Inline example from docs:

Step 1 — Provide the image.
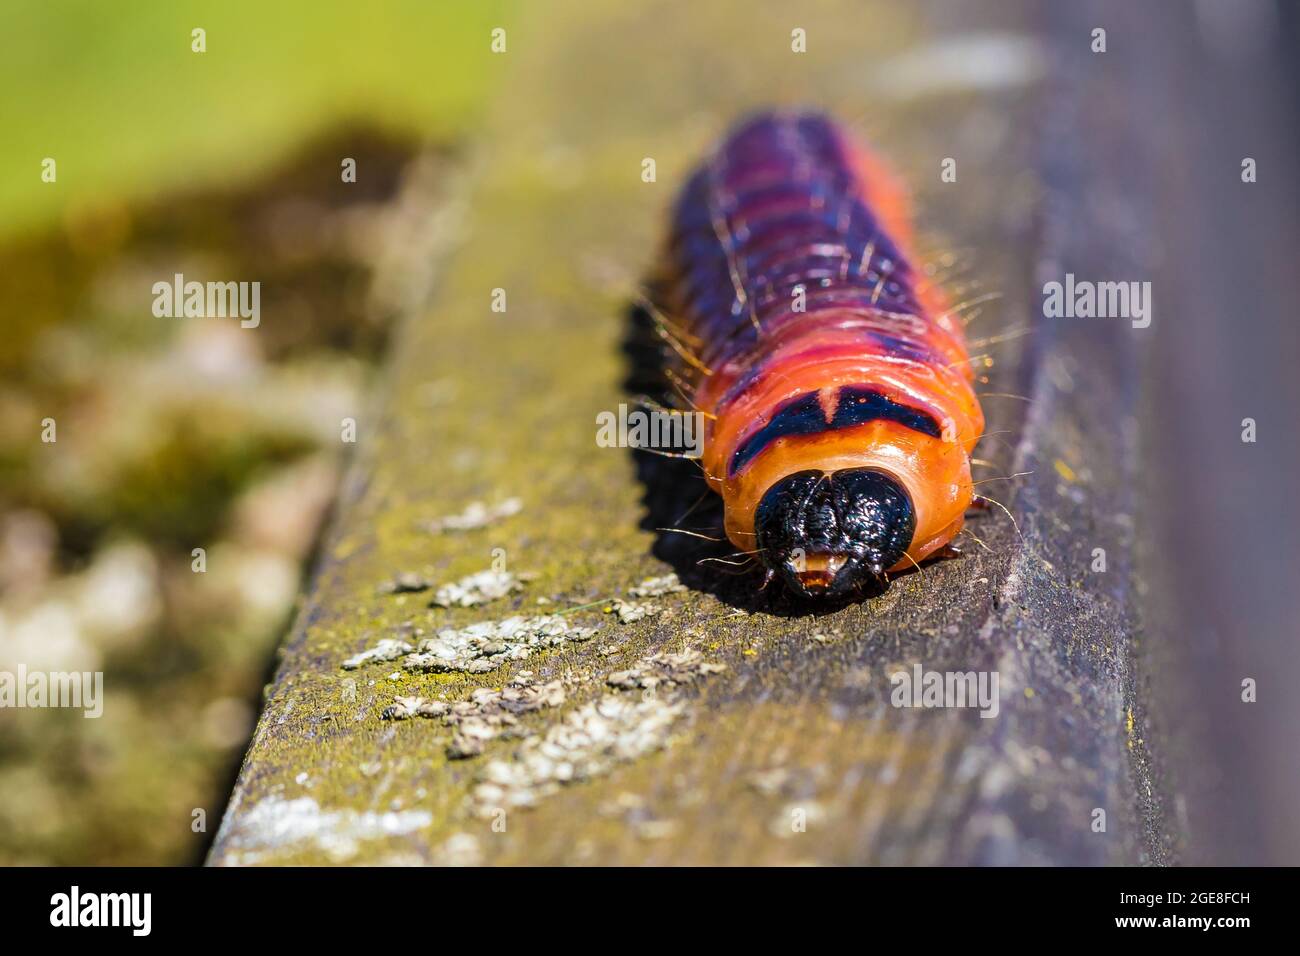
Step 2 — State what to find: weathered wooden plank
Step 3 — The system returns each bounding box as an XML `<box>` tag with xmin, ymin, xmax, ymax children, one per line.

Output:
<box><xmin>210</xmin><ymin>0</ymin><xmax>1161</xmax><ymax>865</ymax></box>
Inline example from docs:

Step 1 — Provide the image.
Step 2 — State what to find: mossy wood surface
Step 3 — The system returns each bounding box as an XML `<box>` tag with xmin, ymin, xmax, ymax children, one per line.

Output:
<box><xmin>211</xmin><ymin>0</ymin><xmax>1166</xmax><ymax>865</ymax></box>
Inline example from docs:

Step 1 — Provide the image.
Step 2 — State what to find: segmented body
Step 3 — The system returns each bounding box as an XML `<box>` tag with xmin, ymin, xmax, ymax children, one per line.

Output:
<box><xmin>656</xmin><ymin>111</ymin><xmax>984</xmax><ymax>570</ymax></box>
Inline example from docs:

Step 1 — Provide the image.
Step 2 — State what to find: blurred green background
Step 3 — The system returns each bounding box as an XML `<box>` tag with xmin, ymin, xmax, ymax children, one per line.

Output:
<box><xmin>0</xmin><ymin>0</ymin><xmax>511</xmax><ymax>864</ymax></box>
<box><xmin>0</xmin><ymin>0</ymin><xmax>508</xmax><ymax>238</ymax></box>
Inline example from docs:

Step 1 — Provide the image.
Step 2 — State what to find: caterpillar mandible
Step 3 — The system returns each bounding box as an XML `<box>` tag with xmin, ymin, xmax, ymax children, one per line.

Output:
<box><xmin>649</xmin><ymin>111</ymin><xmax>985</xmax><ymax>599</ymax></box>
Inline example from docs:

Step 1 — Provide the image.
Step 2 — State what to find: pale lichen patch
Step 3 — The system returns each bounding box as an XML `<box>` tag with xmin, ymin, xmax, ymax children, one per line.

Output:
<box><xmin>405</xmin><ymin>614</ymin><xmax>598</xmax><ymax>674</ymax></box>
<box><xmin>380</xmin><ymin>671</ymin><xmax>570</xmax><ymax>759</ymax></box>
<box><xmin>627</xmin><ymin>572</ymin><xmax>685</xmax><ymax>598</ymax></box>
<box><xmin>218</xmin><ymin>796</ymin><xmax>433</xmax><ymax>864</ymax></box>
<box><xmin>430</xmin><ymin>569</ymin><xmax>529</xmax><ymax>608</ymax></box>
<box><xmin>444</xmin><ymin>674</ymin><xmax>569</xmax><ymax>758</ymax></box>
<box><xmin>469</xmin><ymin>694</ymin><xmax>686</xmax><ymax>816</ymax></box>
<box><xmin>341</xmin><ymin>638</ymin><xmax>415</xmax><ymax>670</ymax></box>
<box><xmin>343</xmin><ymin>613</ymin><xmax>598</xmax><ymax>676</ymax></box>
<box><xmin>605</xmin><ymin>599</ymin><xmax>660</xmax><ymax>623</ymax></box>
<box><xmin>380</xmin><ymin>695</ymin><xmax>449</xmax><ymax>720</ymax></box>
<box><xmin>606</xmin><ymin>649</ymin><xmax>727</xmax><ymax>690</ymax></box>
<box><xmin>426</xmin><ymin>497</ymin><xmax>523</xmax><ymax>533</ymax></box>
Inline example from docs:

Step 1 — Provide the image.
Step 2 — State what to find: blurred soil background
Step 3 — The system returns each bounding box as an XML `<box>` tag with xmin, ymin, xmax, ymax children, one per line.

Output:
<box><xmin>0</xmin><ymin>0</ymin><xmax>510</xmax><ymax>865</ymax></box>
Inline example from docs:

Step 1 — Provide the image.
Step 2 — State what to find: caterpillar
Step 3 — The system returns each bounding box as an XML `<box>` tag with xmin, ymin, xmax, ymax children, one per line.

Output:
<box><xmin>648</xmin><ymin>110</ymin><xmax>985</xmax><ymax>599</ymax></box>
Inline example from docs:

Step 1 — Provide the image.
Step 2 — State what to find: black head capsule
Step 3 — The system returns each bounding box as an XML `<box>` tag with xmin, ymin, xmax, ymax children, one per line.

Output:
<box><xmin>753</xmin><ymin>468</ymin><xmax>916</xmax><ymax>599</ymax></box>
